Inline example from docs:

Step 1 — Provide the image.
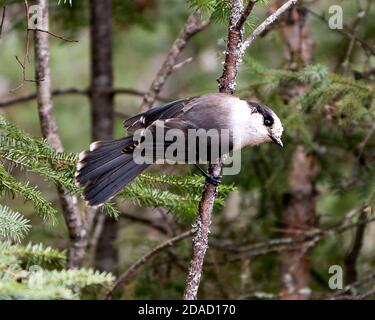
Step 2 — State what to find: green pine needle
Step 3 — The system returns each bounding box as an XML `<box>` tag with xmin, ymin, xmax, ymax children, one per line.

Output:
<box><xmin>0</xmin><ymin>205</ymin><xmax>31</xmax><ymax>243</ymax></box>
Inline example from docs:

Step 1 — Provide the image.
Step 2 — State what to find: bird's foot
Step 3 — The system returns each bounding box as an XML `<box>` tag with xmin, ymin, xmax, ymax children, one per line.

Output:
<box><xmin>206</xmin><ymin>174</ymin><xmax>222</xmax><ymax>186</ymax></box>
<box><xmin>194</xmin><ymin>164</ymin><xmax>222</xmax><ymax>186</ymax></box>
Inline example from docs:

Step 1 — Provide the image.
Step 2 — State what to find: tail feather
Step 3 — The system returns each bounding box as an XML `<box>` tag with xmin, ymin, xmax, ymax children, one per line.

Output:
<box><xmin>77</xmin><ymin>154</ymin><xmax>131</xmax><ymax>186</ymax></box>
<box><xmin>77</xmin><ymin>139</ymin><xmax>130</xmax><ymax>172</ymax></box>
<box><xmin>75</xmin><ymin>137</ymin><xmax>149</xmax><ymax>206</ymax></box>
<box><xmin>83</xmin><ymin>158</ymin><xmax>134</xmax><ymax>196</ymax></box>
<box><xmin>83</xmin><ymin>160</ymin><xmax>148</xmax><ymax>205</ymax></box>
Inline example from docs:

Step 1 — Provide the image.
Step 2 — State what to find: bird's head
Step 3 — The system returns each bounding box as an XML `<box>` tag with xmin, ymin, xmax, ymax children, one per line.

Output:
<box><xmin>246</xmin><ymin>101</ymin><xmax>284</xmax><ymax>147</ymax></box>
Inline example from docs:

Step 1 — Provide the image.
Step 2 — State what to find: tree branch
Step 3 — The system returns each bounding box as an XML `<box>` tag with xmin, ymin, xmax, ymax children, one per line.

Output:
<box><xmin>0</xmin><ymin>87</ymin><xmax>171</xmax><ymax>108</ymax></box>
<box><xmin>183</xmin><ymin>0</ymin><xmax>300</xmax><ymax>300</ymax></box>
<box><xmin>105</xmin><ymin>229</ymin><xmax>195</xmax><ymax>299</ymax></box>
<box><xmin>184</xmin><ymin>0</ymin><xmax>253</xmax><ymax>300</ymax></box>
<box><xmin>139</xmin><ymin>13</ymin><xmax>209</xmax><ymax>110</ymax></box>
<box><xmin>243</xmin><ymin>0</ymin><xmax>300</xmax><ymax>50</ymax></box>
<box><xmin>344</xmin><ymin>210</ymin><xmax>367</xmax><ymax>283</ymax></box>
<box><xmin>211</xmin><ymin>205</ymin><xmax>374</xmax><ymax>264</ymax></box>
<box><xmin>88</xmin><ymin>212</ymin><xmax>106</xmax><ymax>267</ymax></box>
<box><xmin>120</xmin><ymin>211</ymin><xmax>170</xmax><ymax>235</ymax></box>
<box><xmin>10</xmin><ymin>0</ymin><xmax>35</xmax><ymax>92</ymax></box>
<box><xmin>28</xmin><ymin>28</ymin><xmax>77</xmax><ymax>43</ymax></box>
<box><xmin>304</xmin><ymin>6</ymin><xmax>375</xmax><ymax>57</ymax></box>
<box><xmin>328</xmin><ymin>272</ymin><xmax>375</xmax><ymax>300</ymax></box>
<box><xmin>0</xmin><ymin>0</ymin><xmax>6</xmax><ymax>40</ymax></box>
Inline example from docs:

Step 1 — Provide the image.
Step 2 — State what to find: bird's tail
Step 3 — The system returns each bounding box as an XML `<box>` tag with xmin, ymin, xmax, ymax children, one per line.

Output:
<box><xmin>75</xmin><ymin>137</ymin><xmax>149</xmax><ymax>206</ymax></box>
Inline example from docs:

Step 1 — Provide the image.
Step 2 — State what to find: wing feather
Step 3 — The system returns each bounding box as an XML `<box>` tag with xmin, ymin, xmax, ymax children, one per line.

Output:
<box><xmin>124</xmin><ymin>98</ymin><xmax>191</xmax><ymax>134</ymax></box>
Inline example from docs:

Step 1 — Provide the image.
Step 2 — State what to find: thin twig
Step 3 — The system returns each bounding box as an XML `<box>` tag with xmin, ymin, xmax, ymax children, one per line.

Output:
<box><xmin>357</xmin><ymin>124</ymin><xmax>375</xmax><ymax>158</ymax></box>
<box><xmin>243</xmin><ymin>0</ymin><xmax>299</xmax><ymax>50</ymax></box>
<box><xmin>217</xmin><ymin>207</ymin><xmax>375</xmax><ymax>262</ymax></box>
<box><xmin>235</xmin><ymin>0</ymin><xmax>256</xmax><ymax>30</ymax></box>
<box><xmin>328</xmin><ymin>272</ymin><xmax>375</xmax><ymax>299</ymax></box>
<box><xmin>304</xmin><ymin>7</ymin><xmax>375</xmax><ymax>57</ymax></box>
<box><xmin>353</xmin><ymin>287</ymin><xmax>375</xmax><ymax>300</ymax></box>
<box><xmin>0</xmin><ymin>0</ymin><xmax>6</xmax><ymax>40</ymax></box>
<box><xmin>120</xmin><ymin>211</ymin><xmax>170</xmax><ymax>235</ymax></box>
<box><xmin>344</xmin><ymin>210</ymin><xmax>367</xmax><ymax>283</ymax></box>
<box><xmin>0</xmin><ymin>87</ymin><xmax>171</xmax><ymax>108</ymax></box>
<box><xmin>88</xmin><ymin>213</ymin><xmax>106</xmax><ymax>267</ymax></box>
<box><xmin>11</xmin><ymin>0</ymin><xmax>77</xmax><ymax>92</ymax></box>
<box><xmin>11</xmin><ymin>0</ymin><xmax>34</xmax><ymax>91</ymax></box>
<box><xmin>28</xmin><ymin>28</ymin><xmax>78</xmax><ymax>42</ymax></box>
<box><xmin>172</xmin><ymin>57</ymin><xmax>193</xmax><ymax>71</ymax></box>
<box><xmin>105</xmin><ymin>229</ymin><xmax>195</xmax><ymax>299</ymax></box>
<box><xmin>23</xmin><ymin>0</ymin><xmax>30</xmax><ymax>64</ymax></box>
<box><xmin>341</xmin><ymin>0</ymin><xmax>372</xmax><ymax>72</ymax></box>
<box><xmin>140</xmin><ymin>13</ymin><xmax>209</xmax><ymax>110</ymax></box>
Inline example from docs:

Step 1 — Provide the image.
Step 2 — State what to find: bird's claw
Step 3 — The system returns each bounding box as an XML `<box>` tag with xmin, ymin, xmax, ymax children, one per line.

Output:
<box><xmin>194</xmin><ymin>163</ymin><xmax>221</xmax><ymax>186</ymax></box>
<box><xmin>206</xmin><ymin>174</ymin><xmax>222</xmax><ymax>186</ymax></box>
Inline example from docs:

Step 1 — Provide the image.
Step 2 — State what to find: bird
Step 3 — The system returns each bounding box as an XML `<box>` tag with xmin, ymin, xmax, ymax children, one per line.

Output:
<box><xmin>75</xmin><ymin>93</ymin><xmax>283</xmax><ymax>207</ymax></box>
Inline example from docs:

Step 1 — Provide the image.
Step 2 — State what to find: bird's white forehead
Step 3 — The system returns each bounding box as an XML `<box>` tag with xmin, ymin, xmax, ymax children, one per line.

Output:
<box><xmin>270</xmin><ymin>111</ymin><xmax>283</xmax><ymax>137</ymax></box>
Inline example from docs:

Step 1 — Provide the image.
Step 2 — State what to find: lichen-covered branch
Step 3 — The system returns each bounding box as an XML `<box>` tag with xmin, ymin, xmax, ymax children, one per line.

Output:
<box><xmin>183</xmin><ymin>0</ymin><xmax>300</xmax><ymax>300</ymax></box>
<box><xmin>183</xmin><ymin>0</ymin><xmax>254</xmax><ymax>300</ymax></box>
<box><xmin>217</xmin><ymin>0</ymin><xmax>255</xmax><ymax>94</ymax></box>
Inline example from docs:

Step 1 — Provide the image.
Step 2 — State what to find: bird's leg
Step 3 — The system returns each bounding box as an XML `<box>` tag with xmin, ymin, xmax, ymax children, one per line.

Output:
<box><xmin>194</xmin><ymin>163</ymin><xmax>222</xmax><ymax>186</ymax></box>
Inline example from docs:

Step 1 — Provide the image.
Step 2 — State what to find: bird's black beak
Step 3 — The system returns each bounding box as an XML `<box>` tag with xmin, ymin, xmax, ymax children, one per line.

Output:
<box><xmin>270</xmin><ymin>134</ymin><xmax>283</xmax><ymax>147</ymax></box>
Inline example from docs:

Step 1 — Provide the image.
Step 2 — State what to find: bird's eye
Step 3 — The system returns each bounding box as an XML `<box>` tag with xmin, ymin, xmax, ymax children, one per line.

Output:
<box><xmin>264</xmin><ymin>119</ymin><xmax>273</xmax><ymax>127</ymax></box>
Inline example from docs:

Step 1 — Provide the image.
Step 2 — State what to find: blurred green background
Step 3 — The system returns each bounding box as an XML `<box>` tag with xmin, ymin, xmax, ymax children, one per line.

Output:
<box><xmin>1</xmin><ymin>0</ymin><xmax>375</xmax><ymax>299</ymax></box>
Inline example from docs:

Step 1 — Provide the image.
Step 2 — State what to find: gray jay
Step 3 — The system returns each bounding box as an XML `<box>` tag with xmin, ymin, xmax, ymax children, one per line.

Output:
<box><xmin>76</xmin><ymin>93</ymin><xmax>283</xmax><ymax>206</ymax></box>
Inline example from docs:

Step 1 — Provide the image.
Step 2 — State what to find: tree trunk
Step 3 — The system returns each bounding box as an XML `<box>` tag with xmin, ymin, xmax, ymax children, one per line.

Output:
<box><xmin>280</xmin><ymin>146</ymin><xmax>318</xmax><ymax>299</ymax></box>
<box><xmin>89</xmin><ymin>0</ymin><xmax>117</xmax><ymax>273</ymax></box>
<box><xmin>34</xmin><ymin>0</ymin><xmax>86</xmax><ymax>268</ymax></box>
<box><xmin>274</xmin><ymin>2</ymin><xmax>317</xmax><ymax>299</ymax></box>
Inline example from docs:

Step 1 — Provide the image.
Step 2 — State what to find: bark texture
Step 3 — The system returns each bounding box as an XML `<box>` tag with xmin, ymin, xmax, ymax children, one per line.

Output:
<box><xmin>183</xmin><ymin>0</ymin><xmax>301</xmax><ymax>300</ymax></box>
<box><xmin>90</xmin><ymin>0</ymin><xmax>114</xmax><ymax>141</ymax></box>
<box><xmin>89</xmin><ymin>0</ymin><xmax>118</xmax><ymax>273</ymax></box>
<box><xmin>272</xmin><ymin>2</ymin><xmax>317</xmax><ymax>300</ymax></box>
<box><xmin>183</xmin><ymin>0</ymin><xmax>254</xmax><ymax>300</ymax></box>
<box><xmin>34</xmin><ymin>0</ymin><xmax>86</xmax><ymax>268</ymax></box>
<box><xmin>280</xmin><ymin>146</ymin><xmax>319</xmax><ymax>299</ymax></box>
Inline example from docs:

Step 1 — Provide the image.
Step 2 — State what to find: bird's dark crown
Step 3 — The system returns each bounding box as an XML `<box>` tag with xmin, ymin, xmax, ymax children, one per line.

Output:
<box><xmin>247</xmin><ymin>101</ymin><xmax>275</xmax><ymax>127</ymax></box>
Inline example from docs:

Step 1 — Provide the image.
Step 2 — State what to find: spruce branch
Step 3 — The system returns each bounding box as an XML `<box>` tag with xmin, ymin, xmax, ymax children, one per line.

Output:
<box><xmin>118</xmin><ymin>174</ymin><xmax>234</xmax><ymax>219</ymax></box>
<box><xmin>0</xmin><ymin>261</ymin><xmax>114</xmax><ymax>299</ymax></box>
<box><xmin>0</xmin><ymin>205</ymin><xmax>31</xmax><ymax>242</ymax></box>
<box><xmin>0</xmin><ymin>242</ymin><xmax>66</xmax><ymax>269</ymax></box>
<box><xmin>0</xmin><ymin>166</ymin><xmax>57</xmax><ymax>223</ymax></box>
